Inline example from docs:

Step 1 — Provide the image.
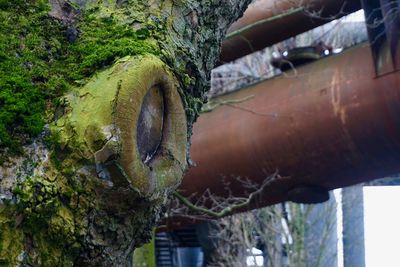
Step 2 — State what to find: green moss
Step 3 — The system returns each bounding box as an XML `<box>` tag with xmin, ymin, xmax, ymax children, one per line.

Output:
<box><xmin>0</xmin><ymin>169</ymin><xmax>86</xmax><ymax>266</ymax></box>
<box><xmin>10</xmin><ymin>174</ymin><xmax>93</xmax><ymax>266</ymax></box>
<box><xmin>133</xmin><ymin>230</ymin><xmax>156</xmax><ymax>267</ymax></box>
<box><xmin>184</xmin><ymin>95</ymin><xmax>204</xmax><ymax>124</ymax></box>
<box><xmin>0</xmin><ymin>205</ymin><xmax>24</xmax><ymax>266</ymax></box>
<box><xmin>0</xmin><ymin>2</ymin><xmax>158</xmax><ymax>154</ymax></box>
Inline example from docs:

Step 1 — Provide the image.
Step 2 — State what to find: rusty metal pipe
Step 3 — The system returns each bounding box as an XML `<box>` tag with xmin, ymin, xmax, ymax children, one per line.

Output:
<box><xmin>180</xmin><ymin>43</ymin><xmax>400</xmax><ymax>210</ymax></box>
<box><xmin>220</xmin><ymin>0</ymin><xmax>362</xmax><ymax>64</ymax></box>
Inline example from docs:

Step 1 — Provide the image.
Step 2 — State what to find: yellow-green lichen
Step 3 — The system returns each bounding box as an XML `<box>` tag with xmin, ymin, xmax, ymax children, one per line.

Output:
<box><xmin>54</xmin><ymin>54</ymin><xmax>187</xmax><ymax>196</ymax></box>
<box><xmin>0</xmin><ymin>205</ymin><xmax>24</xmax><ymax>266</ymax></box>
<box><xmin>133</xmin><ymin>230</ymin><xmax>156</xmax><ymax>267</ymax></box>
<box><xmin>10</xmin><ymin>173</ymin><xmax>95</xmax><ymax>266</ymax></box>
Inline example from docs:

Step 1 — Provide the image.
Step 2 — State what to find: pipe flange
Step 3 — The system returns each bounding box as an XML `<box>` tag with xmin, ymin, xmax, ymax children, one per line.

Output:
<box><xmin>287</xmin><ymin>185</ymin><xmax>329</xmax><ymax>204</ymax></box>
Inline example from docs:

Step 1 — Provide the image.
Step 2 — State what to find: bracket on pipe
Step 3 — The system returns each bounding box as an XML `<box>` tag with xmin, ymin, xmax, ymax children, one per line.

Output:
<box><xmin>361</xmin><ymin>0</ymin><xmax>400</xmax><ymax>75</ymax></box>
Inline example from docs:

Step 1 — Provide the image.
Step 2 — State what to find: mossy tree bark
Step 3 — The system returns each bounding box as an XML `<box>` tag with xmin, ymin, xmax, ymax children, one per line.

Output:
<box><xmin>0</xmin><ymin>0</ymin><xmax>251</xmax><ymax>266</ymax></box>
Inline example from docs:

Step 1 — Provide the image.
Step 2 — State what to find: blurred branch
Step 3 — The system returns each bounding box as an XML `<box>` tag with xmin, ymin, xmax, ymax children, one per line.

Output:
<box><xmin>172</xmin><ymin>171</ymin><xmax>279</xmax><ymax>219</ymax></box>
<box><xmin>201</xmin><ymin>95</ymin><xmax>254</xmax><ymax>113</ymax></box>
<box><xmin>225</xmin><ymin>7</ymin><xmax>304</xmax><ymax>39</ymax></box>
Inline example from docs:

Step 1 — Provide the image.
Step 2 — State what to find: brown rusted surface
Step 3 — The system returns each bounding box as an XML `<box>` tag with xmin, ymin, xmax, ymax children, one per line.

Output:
<box><xmin>220</xmin><ymin>0</ymin><xmax>361</xmax><ymax>64</ymax></box>
<box><xmin>179</xmin><ymin>43</ymin><xmax>400</xmax><ymax>211</ymax></box>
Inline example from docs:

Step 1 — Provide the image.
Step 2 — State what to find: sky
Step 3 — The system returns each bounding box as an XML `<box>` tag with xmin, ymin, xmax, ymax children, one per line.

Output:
<box><xmin>364</xmin><ymin>186</ymin><xmax>400</xmax><ymax>267</ymax></box>
<box><xmin>342</xmin><ymin>9</ymin><xmax>365</xmax><ymax>22</ymax></box>
<box><xmin>335</xmin><ymin>185</ymin><xmax>400</xmax><ymax>267</ymax></box>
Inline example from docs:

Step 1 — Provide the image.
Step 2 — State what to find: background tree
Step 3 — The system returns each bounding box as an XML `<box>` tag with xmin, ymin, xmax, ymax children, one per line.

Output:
<box><xmin>205</xmin><ymin>199</ymin><xmax>337</xmax><ymax>267</ymax></box>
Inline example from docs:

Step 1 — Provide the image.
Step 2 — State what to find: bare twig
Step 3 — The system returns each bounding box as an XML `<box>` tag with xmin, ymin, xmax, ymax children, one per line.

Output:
<box><xmin>171</xmin><ymin>171</ymin><xmax>279</xmax><ymax>219</ymax></box>
<box><xmin>225</xmin><ymin>7</ymin><xmax>305</xmax><ymax>39</ymax></box>
<box><xmin>201</xmin><ymin>95</ymin><xmax>255</xmax><ymax>113</ymax></box>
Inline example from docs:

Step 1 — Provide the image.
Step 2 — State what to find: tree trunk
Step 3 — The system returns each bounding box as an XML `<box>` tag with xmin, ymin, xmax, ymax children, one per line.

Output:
<box><xmin>342</xmin><ymin>185</ymin><xmax>365</xmax><ymax>267</ymax></box>
<box><xmin>0</xmin><ymin>0</ymin><xmax>251</xmax><ymax>266</ymax></box>
<box><xmin>304</xmin><ymin>194</ymin><xmax>338</xmax><ymax>267</ymax></box>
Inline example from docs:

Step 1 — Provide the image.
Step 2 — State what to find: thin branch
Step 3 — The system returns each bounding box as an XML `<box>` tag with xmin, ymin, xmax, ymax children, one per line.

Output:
<box><xmin>201</xmin><ymin>95</ymin><xmax>255</xmax><ymax>113</ymax></box>
<box><xmin>225</xmin><ymin>7</ymin><xmax>305</xmax><ymax>39</ymax></box>
<box><xmin>172</xmin><ymin>171</ymin><xmax>279</xmax><ymax>219</ymax></box>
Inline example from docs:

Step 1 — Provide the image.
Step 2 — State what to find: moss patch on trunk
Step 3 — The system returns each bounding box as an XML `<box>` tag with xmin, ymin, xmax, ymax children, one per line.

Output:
<box><xmin>0</xmin><ymin>1</ymin><xmax>158</xmax><ymax>154</ymax></box>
